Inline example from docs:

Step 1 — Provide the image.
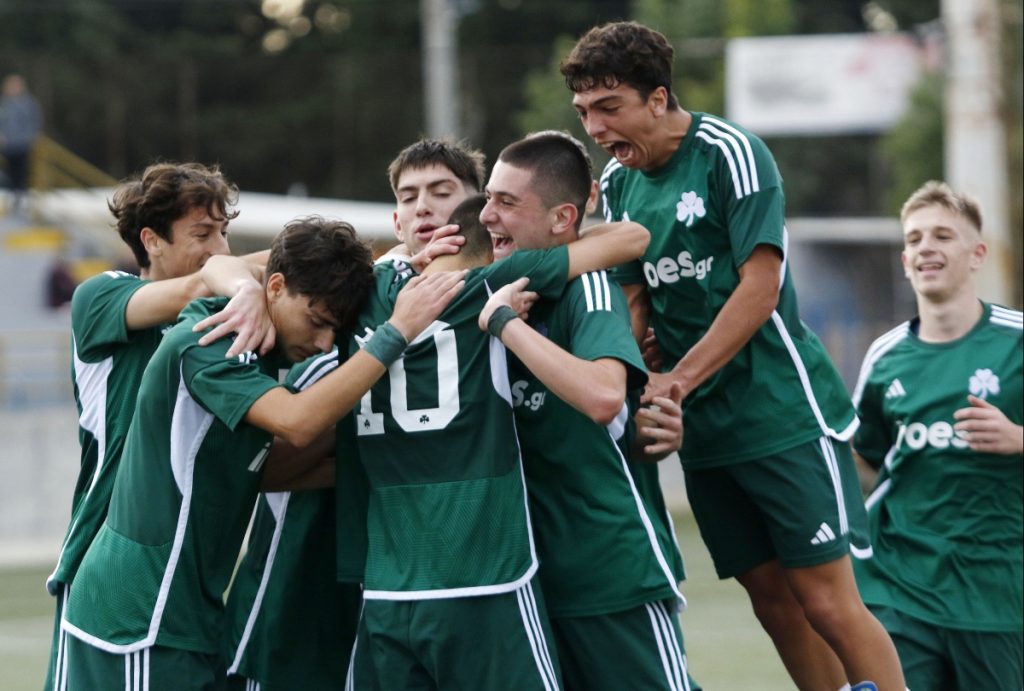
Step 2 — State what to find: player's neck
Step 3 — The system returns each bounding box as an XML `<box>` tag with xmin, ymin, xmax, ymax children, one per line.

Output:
<box><xmin>423</xmin><ymin>252</ymin><xmax>487</xmax><ymax>274</ymax></box>
<box><xmin>916</xmin><ymin>289</ymin><xmax>983</xmax><ymax>343</ymax></box>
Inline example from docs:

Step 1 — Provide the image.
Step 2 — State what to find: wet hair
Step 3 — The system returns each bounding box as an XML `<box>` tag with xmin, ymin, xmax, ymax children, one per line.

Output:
<box><xmin>497</xmin><ymin>131</ymin><xmax>593</xmax><ymax>230</ymax></box>
<box><xmin>264</xmin><ymin>216</ymin><xmax>375</xmax><ymax>333</ymax></box>
<box><xmin>446</xmin><ymin>194</ymin><xmax>493</xmax><ymax>262</ymax></box>
<box><xmin>108</xmin><ymin>162</ymin><xmax>239</xmax><ymax>269</ymax></box>
<box><xmin>560</xmin><ymin>21</ymin><xmax>679</xmax><ymax>109</ymax></box>
<box><xmin>387</xmin><ymin>138</ymin><xmax>487</xmax><ymax>195</ymax></box>
<box><xmin>900</xmin><ymin>180</ymin><xmax>982</xmax><ymax>233</ymax></box>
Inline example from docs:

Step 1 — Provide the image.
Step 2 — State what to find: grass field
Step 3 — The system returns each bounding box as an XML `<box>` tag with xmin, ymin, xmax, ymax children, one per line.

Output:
<box><xmin>0</xmin><ymin>510</ymin><xmax>793</xmax><ymax>690</ymax></box>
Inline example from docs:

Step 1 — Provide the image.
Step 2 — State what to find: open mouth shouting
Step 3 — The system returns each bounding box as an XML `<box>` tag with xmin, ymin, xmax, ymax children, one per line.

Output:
<box><xmin>490</xmin><ymin>232</ymin><xmax>516</xmax><ymax>260</ymax></box>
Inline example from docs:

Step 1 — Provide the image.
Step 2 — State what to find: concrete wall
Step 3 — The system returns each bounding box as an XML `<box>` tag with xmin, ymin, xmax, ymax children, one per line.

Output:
<box><xmin>0</xmin><ymin>407</ymin><xmax>77</xmax><ymax>566</ymax></box>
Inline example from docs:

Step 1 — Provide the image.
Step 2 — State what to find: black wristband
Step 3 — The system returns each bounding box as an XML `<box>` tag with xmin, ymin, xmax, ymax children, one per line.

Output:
<box><xmin>486</xmin><ymin>305</ymin><xmax>520</xmax><ymax>339</ymax></box>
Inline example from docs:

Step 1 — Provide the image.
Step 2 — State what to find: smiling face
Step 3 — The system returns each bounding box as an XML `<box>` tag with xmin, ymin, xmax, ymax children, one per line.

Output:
<box><xmin>144</xmin><ymin>206</ymin><xmax>231</xmax><ymax>280</ymax></box>
<box><xmin>572</xmin><ymin>82</ymin><xmax>673</xmax><ymax>172</ymax></box>
<box><xmin>901</xmin><ymin>204</ymin><xmax>987</xmax><ymax>304</ymax></box>
<box><xmin>392</xmin><ymin>163</ymin><xmax>474</xmax><ymax>255</ymax></box>
<box><xmin>480</xmin><ymin>160</ymin><xmax>562</xmax><ymax>259</ymax></box>
<box><xmin>266</xmin><ymin>273</ymin><xmax>340</xmax><ymax>363</ymax></box>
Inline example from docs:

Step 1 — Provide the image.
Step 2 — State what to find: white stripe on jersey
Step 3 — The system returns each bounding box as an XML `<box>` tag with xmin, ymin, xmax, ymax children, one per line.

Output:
<box><xmin>702</xmin><ymin>115</ymin><xmax>760</xmax><ymax>194</ymax></box>
<box><xmin>581</xmin><ymin>271</ymin><xmax>613</xmax><ymax>312</ymax></box>
<box><xmin>697</xmin><ymin>119</ymin><xmax>754</xmax><ymax>197</ymax></box>
<box><xmin>864</xmin><ymin>477</ymin><xmax>892</xmax><ymax>514</ymax></box>
<box><xmin>53</xmin><ymin>585</ymin><xmax>70</xmax><ymax>691</ymax></box>
<box><xmin>990</xmin><ymin>305</ymin><xmax>1023</xmax><ymax>330</ymax></box>
<box><xmin>226</xmin><ymin>493</ymin><xmax>292</xmax><ymax>676</ymax></box>
<box><xmin>515</xmin><ymin>582</ymin><xmax>560</xmax><ymax>691</ymax></box>
<box><xmin>606</xmin><ymin>424</ymin><xmax>686</xmax><ymax>604</ymax></box>
<box><xmin>851</xmin><ymin>322</ymin><xmax>911</xmax><ymax>406</ymax></box>
<box><xmin>600</xmin><ymin>159</ymin><xmax>624</xmax><ymax>222</ymax></box>
<box><xmin>62</xmin><ymin>376</ymin><xmax>215</xmax><ymax>654</ymax></box>
<box><xmin>769</xmin><ymin>312</ymin><xmax>860</xmax><ymax>441</ymax></box>
<box><xmin>291</xmin><ymin>350</ymin><xmax>341</xmax><ymax>389</ymax></box>
<box><xmin>49</xmin><ymin>341</ymin><xmax>115</xmax><ymax>590</ymax></box>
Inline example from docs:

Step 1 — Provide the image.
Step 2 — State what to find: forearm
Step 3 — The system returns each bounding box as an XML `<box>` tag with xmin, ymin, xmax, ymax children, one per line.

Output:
<box><xmin>124</xmin><ymin>272</ymin><xmax>212</xmax><ymax>330</ymax></box>
<box><xmin>201</xmin><ymin>254</ymin><xmax>262</xmax><ymax>297</ymax></box>
<box><xmin>247</xmin><ymin>349</ymin><xmax>387</xmax><ymax>447</ymax></box>
<box><xmin>500</xmin><ymin>319</ymin><xmax>626</xmax><ymax>425</ymax></box>
<box><xmin>567</xmin><ymin>222</ymin><xmax>650</xmax><ymax>279</ymax></box>
<box><xmin>261</xmin><ymin>429</ymin><xmax>336</xmax><ymax>491</ymax></box>
<box><xmin>666</xmin><ymin>245</ymin><xmax>780</xmax><ymax>397</ymax></box>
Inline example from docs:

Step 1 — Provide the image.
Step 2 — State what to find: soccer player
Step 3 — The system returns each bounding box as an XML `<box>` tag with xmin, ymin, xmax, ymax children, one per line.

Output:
<box><xmin>222</xmin><ymin>138</ymin><xmax>487</xmax><ymax>690</ymax></box>
<box><xmin>58</xmin><ymin>217</ymin><xmax>464</xmax><ymax>690</ymax></box>
<box><xmin>851</xmin><ymin>181</ymin><xmax>1023</xmax><ymax>689</ymax></box>
<box><xmin>44</xmin><ymin>161</ymin><xmax>273</xmax><ymax>691</ymax></box>
<box><xmin>479</xmin><ymin>131</ymin><xmax>697</xmax><ymax>691</ymax></box>
<box><xmin>339</xmin><ymin>192</ymin><xmax>650</xmax><ymax>690</ymax></box>
<box><xmin>560</xmin><ymin>21</ymin><xmax>904</xmax><ymax>691</ymax></box>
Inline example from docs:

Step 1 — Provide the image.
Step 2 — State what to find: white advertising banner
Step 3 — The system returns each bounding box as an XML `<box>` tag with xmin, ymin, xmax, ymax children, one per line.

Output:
<box><xmin>725</xmin><ymin>33</ymin><xmax>924</xmax><ymax>136</ymax></box>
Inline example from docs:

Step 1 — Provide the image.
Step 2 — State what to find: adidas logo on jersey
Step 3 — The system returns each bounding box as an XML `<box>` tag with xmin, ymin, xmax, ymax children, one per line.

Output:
<box><xmin>968</xmin><ymin>368</ymin><xmax>1000</xmax><ymax>400</ymax></box>
<box><xmin>810</xmin><ymin>522</ymin><xmax>836</xmax><ymax>545</ymax></box>
<box><xmin>884</xmin><ymin>378</ymin><xmax>906</xmax><ymax>399</ymax></box>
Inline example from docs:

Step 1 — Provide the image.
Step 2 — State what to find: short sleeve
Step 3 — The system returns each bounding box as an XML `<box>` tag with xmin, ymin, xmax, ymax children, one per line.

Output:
<box><xmin>486</xmin><ymin>246</ymin><xmax>570</xmax><ymax>300</ymax></box>
<box><xmin>562</xmin><ymin>273</ymin><xmax>648</xmax><ymax>392</ymax></box>
<box><xmin>716</xmin><ymin>135</ymin><xmax>786</xmax><ymax>268</ymax></box>
<box><xmin>852</xmin><ymin>379</ymin><xmax>891</xmax><ymax>469</ymax></box>
<box><xmin>182</xmin><ymin>341</ymin><xmax>283</xmax><ymax>431</ymax></box>
<box><xmin>70</xmin><ymin>271</ymin><xmax>150</xmax><ymax>359</ymax></box>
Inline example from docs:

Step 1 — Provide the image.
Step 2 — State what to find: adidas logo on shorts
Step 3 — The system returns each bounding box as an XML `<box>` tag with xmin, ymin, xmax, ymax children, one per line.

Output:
<box><xmin>810</xmin><ymin>522</ymin><xmax>836</xmax><ymax>545</ymax></box>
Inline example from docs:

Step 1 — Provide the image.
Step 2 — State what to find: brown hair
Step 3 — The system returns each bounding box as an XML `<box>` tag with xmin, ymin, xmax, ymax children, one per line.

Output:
<box><xmin>900</xmin><ymin>180</ymin><xmax>982</xmax><ymax>233</ymax></box>
<box><xmin>387</xmin><ymin>138</ymin><xmax>486</xmax><ymax>195</ymax></box>
<box><xmin>498</xmin><ymin>131</ymin><xmax>593</xmax><ymax>230</ymax></box>
<box><xmin>446</xmin><ymin>194</ymin><xmax>493</xmax><ymax>262</ymax></box>
<box><xmin>108</xmin><ymin>162</ymin><xmax>239</xmax><ymax>269</ymax></box>
<box><xmin>560</xmin><ymin>21</ymin><xmax>679</xmax><ymax>109</ymax></box>
<box><xmin>265</xmin><ymin>216</ymin><xmax>374</xmax><ymax>333</ymax></box>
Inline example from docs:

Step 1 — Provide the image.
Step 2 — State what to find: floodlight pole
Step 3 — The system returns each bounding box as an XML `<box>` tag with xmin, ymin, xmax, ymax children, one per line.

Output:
<box><xmin>942</xmin><ymin>0</ymin><xmax>1011</xmax><ymax>304</ymax></box>
<box><xmin>421</xmin><ymin>0</ymin><xmax>459</xmax><ymax>138</ymax></box>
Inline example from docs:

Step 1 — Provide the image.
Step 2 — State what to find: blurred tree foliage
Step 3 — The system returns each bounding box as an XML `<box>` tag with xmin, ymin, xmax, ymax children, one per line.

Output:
<box><xmin>515</xmin><ymin>0</ymin><xmax>960</xmax><ymax>216</ymax></box>
<box><xmin>0</xmin><ymin>0</ymin><xmax>627</xmax><ymax>199</ymax></box>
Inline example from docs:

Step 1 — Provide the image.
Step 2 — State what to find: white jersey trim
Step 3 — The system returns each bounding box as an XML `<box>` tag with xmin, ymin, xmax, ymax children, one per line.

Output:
<box><xmin>851</xmin><ymin>322</ymin><xmax>911</xmax><ymax>407</ymax></box>
<box><xmin>227</xmin><ymin>493</ymin><xmax>291</xmax><ymax>676</ymax></box>
<box><xmin>516</xmin><ymin>581</ymin><xmax>561</xmax><ymax>691</ymax></box>
<box><xmin>49</xmin><ymin>340</ymin><xmax>114</xmax><ymax>590</ymax></box>
<box><xmin>63</xmin><ymin>373</ymin><xmax>215</xmax><ymax>654</ymax></box>
<box><xmin>769</xmin><ymin>311</ymin><xmax>860</xmax><ymax>441</ymax></box>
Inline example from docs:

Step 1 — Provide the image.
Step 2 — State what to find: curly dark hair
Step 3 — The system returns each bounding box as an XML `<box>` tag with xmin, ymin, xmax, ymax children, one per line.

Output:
<box><xmin>265</xmin><ymin>216</ymin><xmax>375</xmax><ymax>334</ymax></box>
<box><xmin>560</xmin><ymin>21</ymin><xmax>679</xmax><ymax>109</ymax></box>
<box><xmin>108</xmin><ymin>162</ymin><xmax>240</xmax><ymax>269</ymax></box>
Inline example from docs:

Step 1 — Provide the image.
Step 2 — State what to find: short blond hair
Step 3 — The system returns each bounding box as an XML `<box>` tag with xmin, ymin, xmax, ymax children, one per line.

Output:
<box><xmin>900</xmin><ymin>180</ymin><xmax>982</xmax><ymax>233</ymax></box>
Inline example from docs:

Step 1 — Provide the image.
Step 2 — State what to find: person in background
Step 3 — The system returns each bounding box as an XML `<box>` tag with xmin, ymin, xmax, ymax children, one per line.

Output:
<box><xmin>851</xmin><ymin>180</ymin><xmax>1022</xmax><ymax>690</ymax></box>
<box><xmin>0</xmin><ymin>73</ymin><xmax>42</xmax><ymax>214</ymax></box>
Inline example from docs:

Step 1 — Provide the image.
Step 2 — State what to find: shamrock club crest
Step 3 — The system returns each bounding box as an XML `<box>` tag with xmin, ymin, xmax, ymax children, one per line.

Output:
<box><xmin>968</xmin><ymin>368</ymin><xmax>1000</xmax><ymax>400</ymax></box>
<box><xmin>676</xmin><ymin>190</ymin><xmax>706</xmax><ymax>227</ymax></box>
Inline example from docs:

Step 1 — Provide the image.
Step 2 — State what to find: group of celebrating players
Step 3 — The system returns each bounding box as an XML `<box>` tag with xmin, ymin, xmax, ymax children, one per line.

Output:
<box><xmin>42</xmin><ymin>20</ymin><xmax>1021</xmax><ymax>691</ymax></box>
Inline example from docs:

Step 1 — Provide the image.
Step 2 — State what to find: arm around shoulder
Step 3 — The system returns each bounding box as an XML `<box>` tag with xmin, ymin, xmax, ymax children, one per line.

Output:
<box><xmin>567</xmin><ymin>222</ymin><xmax>649</xmax><ymax>279</ymax></box>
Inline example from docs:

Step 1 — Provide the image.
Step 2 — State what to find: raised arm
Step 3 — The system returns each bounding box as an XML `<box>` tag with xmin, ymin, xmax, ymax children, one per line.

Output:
<box><xmin>244</xmin><ymin>270</ymin><xmax>465</xmax><ymax>447</ymax></box>
<box><xmin>566</xmin><ymin>221</ymin><xmax>649</xmax><ymax>279</ymax></box>
<box><xmin>645</xmin><ymin>243</ymin><xmax>781</xmax><ymax>402</ymax></box>
<box><xmin>481</xmin><ymin>278</ymin><xmax>627</xmax><ymax>425</ymax></box>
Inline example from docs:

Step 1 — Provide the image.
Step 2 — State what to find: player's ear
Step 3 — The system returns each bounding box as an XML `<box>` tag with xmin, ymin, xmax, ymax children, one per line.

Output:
<box><xmin>648</xmin><ymin>86</ymin><xmax>669</xmax><ymax>117</ymax></box>
<box><xmin>969</xmin><ymin>240</ymin><xmax>988</xmax><ymax>271</ymax></box>
<box><xmin>265</xmin><ymin>272</ymin><xmax>286</xmax><ymax>302</ymax></box>
<box><xmin>140</xmin><ymin>227</ymin><xmax>162</xmax><ymax>258</ymax></box>
<box><xmin>393</xmin><ymin>210</ymin><xmax>403</xmax><ymax>242</ymax></box>
<box><xmin>551</xmin><ymin>202</ymin><xmax>578</xmax><ymax>237</ymax></box>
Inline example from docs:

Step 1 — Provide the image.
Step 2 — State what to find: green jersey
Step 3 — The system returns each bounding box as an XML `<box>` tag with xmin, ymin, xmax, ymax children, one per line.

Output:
<box><xmin>48</xmin><ymin>271</ymin><xmax>164</xmax><ymax>593</ymax></box>
<box><xmin>510</xmin><ymin>271</ymin><xmax>685</xmax><ymax>618</ymax></box>
<box><xmin>63</xmin><ymin>297</ymin><xmax>289</xmax><ymax>654</ymax></box>
<box><xmin>341</xmin><ymin>249</ymin><xmax>569</xmax><ymax>599</ymax></box>
<box><xmin>601</xmin><ymin>112</ymin><xmax>856</xmax><ymax>468</ymax></box>
<box><xmin>851</xmin><ymin>303</ymin><xmax>1023</xmax><ymax>632</ymax></box>
<box><xmin>224</xmin><ymin>351</ymin><xmax>360</xmax><ymax>688</ymax></box>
